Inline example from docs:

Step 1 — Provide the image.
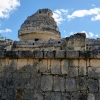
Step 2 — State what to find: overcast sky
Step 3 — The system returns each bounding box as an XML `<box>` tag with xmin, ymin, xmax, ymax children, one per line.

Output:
<box><xmin>0</xmin><ymin>0</ymin><xmax>100</xmax><ymax>40</ymax></box>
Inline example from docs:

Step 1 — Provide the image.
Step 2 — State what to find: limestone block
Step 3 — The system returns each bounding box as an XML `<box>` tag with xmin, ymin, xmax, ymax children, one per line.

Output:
<box><xmin>34</xmin><ymin>50</ymin><xmax>43</xmax><ymax>58</ymax></box>
<box><xmin>17</xmin><ymin>59</ymin><xmax>28</xmax><ymax>70</ymax></box>
<box><xmin>51</xmin><ymin>59</ymin><xmax>61</xmax><ymax>74</ymax></box>
<box><xmin>44</xmin><ymin>92</ymin><xmax>51</xmax><ymax>100</ymax></box>
<box><xmin>61</xmin><ymin>93</ymin><xmax>71</xmax><ymax>100</ymax></box>
<box><xmin>79</xmin><ymin>59</ymin><xmax>86</xmax><ymax>75</ymax></box>
<box><xmin>66</xmin><ymin>50</ymin><xmax>79</xmax><ymax>58</ymax></box>
<box><xmin>41</xmin><ymin>75</ymin><xmax>53</xmax><ymax>91</ymax></box>
<box><xmin>71</xmin><ymin>93</ymin><xmax>87</xmax><ymax>100</ymax></box>
<box><xmin>0</xmin><ymin>50</ymin><xmax>6</xmax><ymax>58</ymax></box>
<box><xmin>77</xmin><ymin>77</ymin><xmax>87</xmax><ymax>90</ymax></box>
<box><xmin>61</xmin><ymin>60</ymin><xmax>68</xmax><ymax>74</ymax></box>
<box><xmin>21</xmin><ymin>72</ymin><xmax>31</xmax><ymax>79</ymax></box>
<box><xmin>55</xmin><ymin>50</ymin><xmax>65</xmax><ymax>58</ymax></box>
<box><xmin>18</xmin><ymin>51</ymin><xmax>34</xmax><ymax>58</ymax></box>
<box><xmin>34</xmin><ymin>92</ymin><xmax>43</xmax><ymax>100</ymax></box>
<box><xmin>68</xmin><ymin>66</ymin><xmax>78</xmax><ymax>77</ymax></box>
<box><xmin>51</xmin><ymin>92</ymin><xmax>61</xmax><ymax>100</ymax></box>
<box><xmin>6</xmin><ymin>51</ymin><xmax>18</xmax><ymax>58</ymax></box>
<box><xmin>79</xmin><ymin>51</ymin><xmax>93</xmax><ymax>58</ymax></box>
<box><xmin>66</xmin><ymin>78</ymin><xmax>76</xmax><ymax>91</ymax></box>
<box><xmin>90</xmin><ymin>59</ymin><xmax>100</xmax><ymax>67</ymax></box>
<box><xmin>95</xmin><ymin>92</ymin><xmax>100</xmax><ymax>100</ymax></box>
<box><xmin>88</xmin><ymin>93</ymin><xmax>95</xmax><ymax>100</ymax></box>
<box><xmin>88</xmin><ymin>67</ymin><xmax>100</xmax><ymax>78</ymax></box>
<box><xmin>38</xmin><ymin>59</ymin><xmax>47</xmax><ymax>73</ymax></box>
<box><xmin>14</xmin><ymin>79</ymin><xmax>24</xmax><ymax>88</ymax></box>
<box><xmin>44</xmin><ymin>51</ymin><xmax>54</xmax><ymax>58</ymax></box>
<box><xmin>0</xmin><ymin>59</ymin><xmax>6</xmax><ymax>72</ymax></box>
<box><xmin>5</xmin><ymin>59</ymin><xmax>17</xmax><ymax>72</ymax></box>
<box><xmin>53</xmin><ymin>77</ymin><xmax>65</xmax><ymax>92</ymax></box>
<box><xmin>88</xmin><ymin>78</ymin><xmax>98</xmax><ymax>92</ymax></box>
<box><xmin>25</xmin><ymin>79</ymin><xmax>35</xmax><ymax>89</ymax></box>
<box><xmin>13</xmin><ymin>71</ymin><xmax>22</xmax><ymax>79</ymax></box>
<box><xmin>34</xmin><ymin>74</ymin><xmax>41</xmax><ymax>90</ymax></box>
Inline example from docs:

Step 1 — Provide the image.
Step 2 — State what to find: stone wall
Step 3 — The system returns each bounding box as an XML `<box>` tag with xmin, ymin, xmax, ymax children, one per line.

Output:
<box><xmin>0</xmin><ymin>50</ymin><xmax>100</xmax><ymax>100</ymax></box>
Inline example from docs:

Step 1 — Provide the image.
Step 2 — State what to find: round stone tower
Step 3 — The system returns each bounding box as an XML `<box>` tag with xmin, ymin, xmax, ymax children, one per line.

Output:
<box><xmin>18</xmin><ymin>8</ymin><xmax>61</xmax><ymax>41</ymax></box>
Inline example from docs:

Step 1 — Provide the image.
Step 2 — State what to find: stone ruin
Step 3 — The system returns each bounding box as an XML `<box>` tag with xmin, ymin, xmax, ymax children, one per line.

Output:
<box><xmin>0</xmin><ymin>8</ymin><xmax>100</xmax><ymax>100</ymax></box>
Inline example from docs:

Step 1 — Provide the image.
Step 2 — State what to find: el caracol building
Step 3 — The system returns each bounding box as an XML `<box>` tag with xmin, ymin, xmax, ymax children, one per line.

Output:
<box><xmin>0</xmin><ymin>8</ymin><xmax>100</xmax><ymax>100</ymax></box>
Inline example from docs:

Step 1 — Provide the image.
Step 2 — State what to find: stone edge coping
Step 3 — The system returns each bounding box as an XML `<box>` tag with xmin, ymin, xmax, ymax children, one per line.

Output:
<box><xmin>0</xmin><ymin>50</ymin><xmax>99</xmax><ymax>59</ymax></box>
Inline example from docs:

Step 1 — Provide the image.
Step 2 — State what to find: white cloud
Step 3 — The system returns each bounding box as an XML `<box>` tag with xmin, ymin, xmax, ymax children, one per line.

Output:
<box><xmin>70</xmin><ymin>31</ymin><xmax>75</xmax><ymax>35</ymax></box>
<box><xmin>80</xmin><ymin>31</ymin><xmax>95</xmax><ymax>38</ymax></box>
<box><xmin>89</xmin><ymin>32</ymin><xmax>94</xmax><ymax>37</ymax></box>
<box><xmin>0</xmin><ymin>28</ymin><xmax>12</xmax><ymax>33</ymax></box>
<box><xmin>95</xmin><ymin>34</ymin><xmax>99</xmax><ymax>37</ymax></box>
<box><xmin>0</xmin><ymin>0</ymin><xmax>20</xmax><ymax>18</ymax></box>
<box><xmin>67</xmin><ymin>7</ymin><xmax>100</xmax><ymax>21</ymax></box>
<box><xmin>53</xmin><ymin>9</ymin><xmax>68</xmax><ymax>25</ymax></box>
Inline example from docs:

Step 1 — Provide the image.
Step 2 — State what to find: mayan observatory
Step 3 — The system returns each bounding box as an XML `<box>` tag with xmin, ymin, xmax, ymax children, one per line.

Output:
<box><xmin>1</xmin><ymin>8</ymin><xmax>100</xmax><ymax>100</ymax></box>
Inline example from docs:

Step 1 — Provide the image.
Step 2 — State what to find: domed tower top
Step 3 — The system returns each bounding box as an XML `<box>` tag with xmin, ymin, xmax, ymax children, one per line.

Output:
<box><xmin>18</xmin><ymin>8</ymin><xmax>61</xmax><ymax>41</ymax></box>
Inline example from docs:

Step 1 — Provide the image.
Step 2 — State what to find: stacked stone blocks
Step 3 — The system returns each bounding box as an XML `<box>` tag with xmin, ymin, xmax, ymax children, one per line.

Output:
<box><xmin>0</xmin><ymin>50</ymin><xmax>100</xmax><ymax>99</ymax></box>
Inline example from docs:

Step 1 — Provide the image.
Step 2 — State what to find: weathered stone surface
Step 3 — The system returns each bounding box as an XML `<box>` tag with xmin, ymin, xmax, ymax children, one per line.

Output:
<box><xmin>71</xmin><ymin>93</ymin><xmax>87</xmax><ymax>100</ymax></box>
<box><xmin>96</xmin><ymin>92</ymin><xmax>100</xmax><ymax>100</ymax></box>
<box><xmin>61</xmin><ymin>60</ymin><xmax>68</xmax><ymax>74</ymax></box>
<box><xmin>66</xmin><ymin>78</ymin><xmax>76</xmax><ymax>91</ymax></box>
<box><xmin>88</xmin><ymin>78</ymin><xmax>99</xmax><ymax>92</ymax></box>
<box><xmin>66</xmin><ymin>50</ymin><xmax>79</xmax><ymax>58</ymax></box>
<box><xmin>79</xmin><ymin>59</ymin><xmax>86</xmax><ymax>75</ymax></box>
<box><xmin>34</xmin><ymin>91</ymin><xmax>43</xmax><ymax>100</ymax></box>
<box><xmin>68</xmin><ymin>66</ymin><xmax>78</xmax><ymax>77</ymax></box>
<box><xmin>53</xmin><ymin>77</ymin><xmax>65</xmax><ymax>92</ymax></box>
<box><xmin>55</xmin><ymin>50</ymin><xmax>65</xmax><ymax>58</ymax></box>
<box><xmin>44</xmin><ymin>92</ymin><xmax>51</xmax><ymax>100</ymax></box>
<box><xmin>77</xmin><ymin>77</ymin><xmax>87</xmax><ymax>90</ymax></box>
<box><xmin>38</xmin><ymin>59</ymin><xmax>47</xmax><ymax>73</ymax></box>
<box><xmin>44</xmin><ymin>51</ymin><xmax>54</xmax><ymax>58</ymax></box>
<box><xmin>41</xmin><ymin>75</ymin><xmax>53</xmax><ymax>91</ymax></box>
<box><xmin>88</xmin><ymin>67</ymin><xmax>100</xmax><ymax>78</ymax></box>
<box><xmin>34</xmin><ymin>50</ymin><xmax>43</xmax><ymax>58</ymax></box>
<box><xmin>51</xmin><ymin>92</ymin><xmax>61</xmax><ymax>100</ymax></box>
<box><xmin>88</xmin><ymin>93</ymin><xmax>95</xmax><ymax>100</ymax></box>
<box><xmin>61</xmin><ymin>93</ymin><xmax>71</xmax><ymax>100</ymax></box>
<box><xmin>51</xmin><ymin>59</ymin><xmax>61</xmax><ymax>74</ymax></box>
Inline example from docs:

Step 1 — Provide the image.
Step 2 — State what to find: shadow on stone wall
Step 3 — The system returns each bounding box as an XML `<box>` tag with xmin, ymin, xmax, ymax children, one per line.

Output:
<box><xmin>0</xmin><ymin>58</ymin><xmax>100</xmax><ymax>100</ymax></box>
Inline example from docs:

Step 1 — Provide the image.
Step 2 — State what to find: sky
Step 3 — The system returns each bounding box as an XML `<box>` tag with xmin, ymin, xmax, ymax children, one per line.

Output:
<box><xmin>0</xmin><ymin>0</ymin><xmax>100</xmax><ymax>40</ymax></box>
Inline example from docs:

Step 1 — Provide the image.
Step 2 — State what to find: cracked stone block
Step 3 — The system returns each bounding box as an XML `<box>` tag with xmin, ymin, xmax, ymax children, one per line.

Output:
<box><xmin>41</xmin><ymin>75</ymin><xmax>53</xmax><ymax>91</ymax></box>
<box><xmin>88</xmin><ymin>78</ymin><xmax>98</xmax><ymax>92</ymax></box>
<box><xmin>66</xmin><ymin>78</ymin><xmax>76</xmax><ymax>92</ymax></box>
<box><xmin>51</xmin><ymin>60</ymin><xmax>61</xmax><ymax>74</ymax></box>
<box><xmin>53</xmin><ymin>77</ymin><xmax>65</xmax><ymax>92</ymax></box>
